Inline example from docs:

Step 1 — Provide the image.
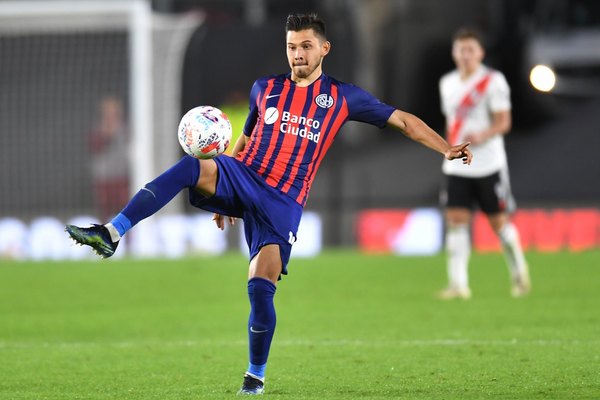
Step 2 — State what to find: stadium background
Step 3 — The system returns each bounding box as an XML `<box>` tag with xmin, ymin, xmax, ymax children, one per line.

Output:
<box><xmin>0</xmin><ymin>0</ymin><xmax>598</xmax><ymax>259</ymax></box>
<box><xmin>0</xmin><ymin>2</ymin><xmax>599</xmax><ymax>399</ymax></box>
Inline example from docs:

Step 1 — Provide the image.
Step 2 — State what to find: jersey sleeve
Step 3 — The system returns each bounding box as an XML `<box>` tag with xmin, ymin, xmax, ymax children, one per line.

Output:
<box><xmin>342</xmin><ymin>83</ymin><xmax>396</xmax><ymax>128</ymax></box>
<box><xmin>242</xmin><ymin>80</ymin><xmax>262</xmax><ymax>136</ymax></box>
<box><xmin>488</xmin><ymin>72</ymin><xmax>511</xmax><ymax>112</ymax></box>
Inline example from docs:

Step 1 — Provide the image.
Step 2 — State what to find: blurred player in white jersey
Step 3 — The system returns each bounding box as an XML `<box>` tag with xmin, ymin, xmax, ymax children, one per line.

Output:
<box><xmin>438</xmin><ymin>28</ymin><xmax>530</xmax><ymax>299</ymax></box>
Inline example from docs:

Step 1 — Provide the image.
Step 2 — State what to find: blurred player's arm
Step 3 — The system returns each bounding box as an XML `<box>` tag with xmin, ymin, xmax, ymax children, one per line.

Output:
<box><xmin>463</xmin><ymin>110</ymin><xmax>511</xmax><ymax>145</ymax></box>
<box><xmin>230</xmin><ymin>133</ymin><xmax>250</xmax><ymax>157</ymax></box>
<box><xmin>387</xmin><ymin>109</ymin><xmax>472</xmax><ymax>164</ymax></box>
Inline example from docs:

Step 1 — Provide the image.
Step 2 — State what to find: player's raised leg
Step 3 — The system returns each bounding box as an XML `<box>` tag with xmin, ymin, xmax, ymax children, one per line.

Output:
<box><xmin>238</xmin><ymin>244</ymin><xmax>281</xmax><ymax>395</ymax></box>
<box><xmin>66</xmin><ymin>155</ymin><xmax>213</xmax><ymax>258</ymax></box>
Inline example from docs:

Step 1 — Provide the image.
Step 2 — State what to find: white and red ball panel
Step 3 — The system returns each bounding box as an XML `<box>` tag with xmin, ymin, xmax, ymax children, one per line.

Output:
<box><xmin>178</xmin><ymin>106</ymin><xmax>232</xmax><ymax>159</ymax></box>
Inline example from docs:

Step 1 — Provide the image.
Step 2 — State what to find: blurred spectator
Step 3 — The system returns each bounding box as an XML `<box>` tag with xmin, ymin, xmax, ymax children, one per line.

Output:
<box><xmin>88</xmin><ymin>95</ymin><xmax>130</xmax><ymax>220</ymax></box>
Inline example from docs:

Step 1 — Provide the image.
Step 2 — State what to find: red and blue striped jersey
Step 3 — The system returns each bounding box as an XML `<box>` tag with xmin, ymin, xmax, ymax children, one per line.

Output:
<box><xmin>237</xmin><ymin>73</ymin><xmax>395</xmax><ymax>207</ymax></box>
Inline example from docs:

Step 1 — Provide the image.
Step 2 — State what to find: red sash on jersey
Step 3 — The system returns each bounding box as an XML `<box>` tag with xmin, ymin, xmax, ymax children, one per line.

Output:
<box><xmin>447</xmin><ymin>72</ymin><xmax>493</xmax><ymax>145</ymax></box>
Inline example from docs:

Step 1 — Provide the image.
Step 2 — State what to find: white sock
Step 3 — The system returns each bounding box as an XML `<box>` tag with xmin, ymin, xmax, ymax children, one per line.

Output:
<box><xmin>446</xmin><ymin>224</ymin><xmax>470</xmax><ymax>290</ymax></box>
<box><xmin>498</xmin><ymin>222</ymin><xmax>527</xmax><ymax>280</ymax></box>
<box><xmin>105</xmin><ymin>223</ymin><xmax>122</xmax><ymax>243</ymax></box>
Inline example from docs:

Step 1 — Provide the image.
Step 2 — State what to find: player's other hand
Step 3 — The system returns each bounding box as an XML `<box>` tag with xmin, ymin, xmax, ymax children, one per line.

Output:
<box><xmin>445</xmin><ymin>142</ymin><xmax>473</xmax><ymax>164</ymax></box>
<box><xmin>212</xmin><ymin>213</ymin><xmax>236</xmax><ymax>230</ymax></box>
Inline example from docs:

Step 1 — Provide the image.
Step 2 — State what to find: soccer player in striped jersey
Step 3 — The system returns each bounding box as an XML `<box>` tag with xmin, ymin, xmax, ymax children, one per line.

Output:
<box><xmin>438</xmin><ymin>28</ymin><xmax>530</xmax><ymax>300</ymax></box>
<box><xmin>66</xmin><ymin>13</ymin><xmax>472</xmax><ymax>395</ymax></box>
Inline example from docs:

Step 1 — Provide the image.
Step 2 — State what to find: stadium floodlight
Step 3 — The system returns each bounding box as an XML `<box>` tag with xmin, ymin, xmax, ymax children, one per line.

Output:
<box><xmin>529</xmin><ymin>64</ymin><xmax>556</xmax><ymax>92</ymax></box>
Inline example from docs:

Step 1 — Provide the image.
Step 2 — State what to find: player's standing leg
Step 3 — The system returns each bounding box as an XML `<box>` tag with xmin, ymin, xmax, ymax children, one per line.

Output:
<box><xmin>439</xmin><ymin>208</ymin><xmax>472</xmax><ymax>300</ymax></box>
<box><xmin>485</xmin><ymin>170</ymin><xmax>530</xmax><ymax>297</ymax></box>
<box><xmin>238</xmin><ymin>244</ymin><xmax>281</xmax><ymax>395</ymax></box>
<box><xmin>66</xmin><ymin>155</ymin><xmax>211</xmax><ymax>257</ymax></box>
<box><xmin>488</xmin><ymin>214</ymin><xmax>531</xmax><ymax>297</ymax></box>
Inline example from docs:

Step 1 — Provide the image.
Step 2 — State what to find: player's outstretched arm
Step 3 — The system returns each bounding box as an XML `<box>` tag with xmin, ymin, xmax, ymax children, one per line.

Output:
<box><xmin>387</xmin><ymin>109</ymin><xmax>472</xmax><ymax>164</ymax></box>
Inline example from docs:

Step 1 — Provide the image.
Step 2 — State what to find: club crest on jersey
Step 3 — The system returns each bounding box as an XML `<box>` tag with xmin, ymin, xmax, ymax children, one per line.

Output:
<box><xmin>315</xmin><ymin>93</ymin><xmax>334</xmax><ymax>109</ymax></box>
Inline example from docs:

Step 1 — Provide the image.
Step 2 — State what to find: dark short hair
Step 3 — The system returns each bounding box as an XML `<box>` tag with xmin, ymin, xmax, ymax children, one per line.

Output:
<box><xmin>285</xmin><ymin>13</ymin><xmax>326</xmax><ymax>40</ymax></box>
<box><xmin>452</xmin><ymin>27</ymin><xmax>484</xmax><ymax>46</ymax></box>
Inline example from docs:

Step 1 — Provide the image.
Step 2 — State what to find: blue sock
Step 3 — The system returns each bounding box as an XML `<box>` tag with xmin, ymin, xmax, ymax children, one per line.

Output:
<box><xmin>247</xmin><ymin>277</ymin><xmax>277</xmax><ymax>379</ymax></box>
<box><xmin>110</xmin><ymin>213</ymin><xmax>132</xmax><ymax>237</ymax></box>
<box><xmin>109</xmin><ymin>155</ymin><xmax>200</xmax><ymax>236</ymax></box>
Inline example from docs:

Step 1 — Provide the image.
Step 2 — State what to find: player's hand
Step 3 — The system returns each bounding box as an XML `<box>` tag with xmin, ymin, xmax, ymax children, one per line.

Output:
<box><xmin>212</xmin><ymin>213</ymin><xmax>236</xmax><ymax>230</ymax></box>
<box><xmin>445</xmin><ymin>142</ymin><xmax>473</xmax><ymax>164</ymax></box>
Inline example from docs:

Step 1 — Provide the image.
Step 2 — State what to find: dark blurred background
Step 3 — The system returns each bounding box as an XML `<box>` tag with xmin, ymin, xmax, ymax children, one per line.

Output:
<box><xmin>0</xmin><ymin>0</ymin><xmax>598</xmax><ymax>252</ymax></box>
<box><xmin>171</xmin><ymin>0</ymin><xmax>600</xmax><ymax>243</ymax></box>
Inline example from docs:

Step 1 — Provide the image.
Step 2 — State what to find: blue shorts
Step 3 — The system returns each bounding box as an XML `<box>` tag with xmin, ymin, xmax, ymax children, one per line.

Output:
<box><xmin>188</xmin><ymin>155</ymin><xmax>303</xmax><ymax>275</ymax></box>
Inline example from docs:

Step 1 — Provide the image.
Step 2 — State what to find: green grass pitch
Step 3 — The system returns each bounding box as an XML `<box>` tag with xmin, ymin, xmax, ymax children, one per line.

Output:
<box><xmin>1</xmin><ymin>250</ymin><xmax>599</xmax><ymax>399</ymax></box>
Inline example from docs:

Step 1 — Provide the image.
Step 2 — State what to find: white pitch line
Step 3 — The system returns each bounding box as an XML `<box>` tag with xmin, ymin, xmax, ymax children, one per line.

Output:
<box><xmin>0</xmin><ymin>338</ymin><xmax>593</xmax><ymax>350</ymax></box>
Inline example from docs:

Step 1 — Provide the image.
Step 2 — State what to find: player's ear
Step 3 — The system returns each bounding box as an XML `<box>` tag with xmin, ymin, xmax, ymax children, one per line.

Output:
<box><xmin>321</xmin><ymin>40</ymin><xmax>331</xmax><ymax>56</ymax></box>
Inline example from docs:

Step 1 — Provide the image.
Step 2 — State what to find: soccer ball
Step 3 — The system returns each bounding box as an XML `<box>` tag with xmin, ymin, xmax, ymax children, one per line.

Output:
<box><xmin>177</xmin><ymin>106</ymin><xmax>232</xmax><ymax>159</ymax></box>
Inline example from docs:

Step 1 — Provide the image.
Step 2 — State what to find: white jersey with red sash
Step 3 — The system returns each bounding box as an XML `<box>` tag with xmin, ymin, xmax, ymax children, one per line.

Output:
<box><xmin>439</xmin><ymin>65</ymin><xmax>511</xmax><ymax>177</ymax></box>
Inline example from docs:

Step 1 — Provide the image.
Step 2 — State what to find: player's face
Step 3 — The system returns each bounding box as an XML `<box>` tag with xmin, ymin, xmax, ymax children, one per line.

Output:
<box><xmin>452</xmin><ymin>38</ymin><xmax>484</xmax><ymax>76</ymax></box>
<box><xmin>286</xmin><ymin>29</ymin><xmax>330</xmax><ymax>83</ymax></box>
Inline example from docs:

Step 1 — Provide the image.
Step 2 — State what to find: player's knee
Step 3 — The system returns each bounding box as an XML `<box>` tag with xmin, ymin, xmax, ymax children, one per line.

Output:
<box><xmin>179</xmin><ymin>155</ymin><xmax>202</xmax><ymax>187</ymax></box>
<box><xmin>195</xmin><ymin>158</ymin><xmax>217</xmax><ymax>196</ymax></box>
<box><xmin>446</xmin><ymin>208</ymin><xmax>471</xmax><ymax>226</ymax></box>
<box><xmin>487</xmin><ymin>213</ymin><xmax>507</xmax><ymax>233</ymax></box>
<box><xmin>249</xmin><ymin>245</ymin><xmax>282</xmax><ymax>283</ymax></box>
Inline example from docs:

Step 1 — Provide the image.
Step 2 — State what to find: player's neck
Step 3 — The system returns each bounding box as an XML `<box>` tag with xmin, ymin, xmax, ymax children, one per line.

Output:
<box><xmin>290</xmin><ymin>68</ymin><xmax>323</xmax><ymax>87</ymax></box>
<box><xmin>459</xmin><ymin>64</ymin><xmax>482</xmax><ymax>80</ymax></box>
